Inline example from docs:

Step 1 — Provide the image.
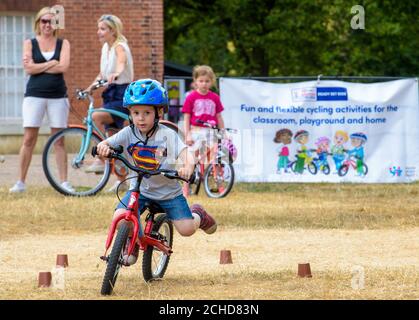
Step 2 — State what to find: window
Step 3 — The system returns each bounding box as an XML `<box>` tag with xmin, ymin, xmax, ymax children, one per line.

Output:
<box><xmin>0</xmin><ymin>14</ymin><xmax>34</xmax><ymax>121</ymax></box>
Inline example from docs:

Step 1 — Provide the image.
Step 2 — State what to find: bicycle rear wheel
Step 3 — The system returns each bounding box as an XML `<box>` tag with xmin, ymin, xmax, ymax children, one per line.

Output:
<box><xmin>101</xmin><ymin>224</ymin><xmax>129</xmax><ymax>295</ymax></box>
<box><xmin>42</xmin><ymin>127</ymin><xmax>111</xmax><ymax>196</ymax></box>
<box><xmin>142</xmin><ymin>214</ymin><xmax>173</xmax><ymax>282</ymax></box>
<box><xmin>203</xmin><ymin>159</ymin><xmax>235</xmax><ymax>198</ymax></box>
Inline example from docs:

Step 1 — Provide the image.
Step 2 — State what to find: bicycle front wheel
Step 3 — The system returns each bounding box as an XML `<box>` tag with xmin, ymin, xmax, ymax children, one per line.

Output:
<box><xmin>42</xmin><ymin>127</ymin><xmax>111</xmax><ymax>196</ymax></box>
<box><xmin>142</xmin><ymin>214</ymin><xmax>173</xmax><ymax>282</ymax></box>
<box><xmin>203</xmin><ymin>160</ymin><xmax>235</xmax><ymax>198</ymax></box>
<box><xmin>101</xmin><ymin>224</ymin><xmax>129</xmax><ymax>295</ymax></box>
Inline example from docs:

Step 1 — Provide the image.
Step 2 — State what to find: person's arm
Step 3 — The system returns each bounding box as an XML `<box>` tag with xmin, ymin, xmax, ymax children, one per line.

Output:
<box><xmin>22</xmin><ymin>39</ymin><xmax>58</xmax><ymax>75</ymax></box>
<box><xmin>107</xmin><ymin>44</ymin><xmax>127</xmax><ymax>84</ymax></box>
<box><xmin>177</xmin><ymin>147</ymin><xmax>195</xmax><ymax>180</ymax></box>
<box><xmin>45</xmin><ymin>39</ymin><xmax>70</xmax><ymax>74</ymax></box>
<box><xmin>216</xmin><ymin>113</ymin><xmax>225</xmax><ymax>129</ymax></box>
<box><xmin>183</xmin><ymin>113</ymin><xmax>194</xmax><ymax>146</ymax></box>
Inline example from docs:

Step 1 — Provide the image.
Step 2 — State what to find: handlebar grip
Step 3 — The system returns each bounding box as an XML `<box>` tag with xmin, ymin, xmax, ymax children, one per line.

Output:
<box><xmin>91</xmin><ymin>146</ymin><xmax>98</xmax><ymax>157</ymax></box>
<box><xmin>91</xmin><ymin>145</ymin><xmax>123</xmax><ymax>158</ymax></box>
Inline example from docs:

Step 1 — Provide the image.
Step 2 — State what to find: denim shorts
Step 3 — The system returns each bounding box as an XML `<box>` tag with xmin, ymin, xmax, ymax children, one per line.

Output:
<box><xmin>115</xmin><ymin>192</ymin><xmax>193</xmax><ymax>221</ymax></box>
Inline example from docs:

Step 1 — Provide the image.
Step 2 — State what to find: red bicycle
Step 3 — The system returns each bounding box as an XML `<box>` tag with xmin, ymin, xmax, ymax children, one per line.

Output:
<box><xmin>186</xmin><ymin>120</ymin><xmax>237</xmax><ymax>198</ymax></box>
<box><xmin>92</xmin><ymin>145</ymin><xmax>189</xmax><ymax>295</ymax></box>
<box><xmin>338</xmin><ymin>153</ymin><xmax>368</xmax><ymax>177</ymax></box>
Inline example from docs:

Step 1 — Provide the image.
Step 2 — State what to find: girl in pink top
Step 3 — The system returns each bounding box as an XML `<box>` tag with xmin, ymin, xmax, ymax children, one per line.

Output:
<box><xmin>182</xmin><ymin>65</ymin><xmax>225</xmax><ymax>155</ymax></box>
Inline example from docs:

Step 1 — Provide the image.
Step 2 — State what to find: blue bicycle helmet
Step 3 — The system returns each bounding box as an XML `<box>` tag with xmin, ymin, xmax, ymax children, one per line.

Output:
<box><xmin>350</xmin><ymin>132</ymin><xmax>367</xmax><ymax>142</ymax></box>
<box><xmin>123</xmin><ymin>79</ymin><xmax>168</xmax><ymax>111</ymax></box>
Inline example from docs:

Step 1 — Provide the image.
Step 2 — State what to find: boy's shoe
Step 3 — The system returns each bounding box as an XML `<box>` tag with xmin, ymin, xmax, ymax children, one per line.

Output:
<box><xmin>123</xmin><ymin>238</ymin><xmax>140</xmax><ymax>266</ymax></box>
<box><xmin>85</xmin><ymin>160</ymin><xmax>105</xmax><ymax>173</ymax></box>
<box><xmin>190</xmin><ymin>204</ymin><xmax>217</xmax><ymax>234</ymax></box>
<box><xmin>61</xmin><ymin>181</ymin><xmax>75</xmax><ymax>193</ymax></box>
<box><xmin>107</xmin><ymin>180</ymin><xmax>128</xmax><ymax>193</ymax></box>
<box><xmin>9</xmin><ymin>181</ymin><xmax>26</xmax><ymax>193</ymax></box>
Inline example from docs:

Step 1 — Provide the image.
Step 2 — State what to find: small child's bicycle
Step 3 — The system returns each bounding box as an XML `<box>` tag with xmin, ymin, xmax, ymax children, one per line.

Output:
<box><xmin>92</xmin><ymin>145</ymin><xmax>189</xmax><ymax>295</ymax></box>
<box><xmin>187</xmin><ymin>120</ymin><xmax>237</xmax><ymax>198</ymax></box>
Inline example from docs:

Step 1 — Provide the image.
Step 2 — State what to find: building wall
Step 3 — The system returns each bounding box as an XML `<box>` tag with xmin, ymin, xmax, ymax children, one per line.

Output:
<box><xmin>1</xmin><ymin>0</ymin><xmax>164</xmax><ymax>125</ymax></box>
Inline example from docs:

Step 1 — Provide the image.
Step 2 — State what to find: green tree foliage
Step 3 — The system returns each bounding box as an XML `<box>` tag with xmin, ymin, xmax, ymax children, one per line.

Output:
<box><xmin>164</xmin><ymin>0</ymin><xmax>419</xmax><ymax>76</ymax></box>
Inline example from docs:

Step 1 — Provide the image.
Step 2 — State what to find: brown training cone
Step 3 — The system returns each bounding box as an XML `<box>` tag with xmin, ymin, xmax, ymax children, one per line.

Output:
<box><xmin>56</xmin><ymin>254</ymin><xmax>69</xmax><ymax>268</ymax></box>
<box><xmin>38</xmin><ymin>272</ymin><xmax>52</xmax><ymax>288</ymax></box>
<box><xmin>297</xmin><ymin>263</ymin><xmax>312</xmax><ymax>278</ymax></box>
<box><xmin>220</xmin><ymin>250</ymin><xmax>233</xmax><ymax>264</ymax></box>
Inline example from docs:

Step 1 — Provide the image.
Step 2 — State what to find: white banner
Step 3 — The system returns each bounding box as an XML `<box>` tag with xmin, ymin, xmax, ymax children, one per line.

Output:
<box><xmin>220</xmin><ymin>78</ymin><xmax>419</xmax><ymax>183</ymax></box>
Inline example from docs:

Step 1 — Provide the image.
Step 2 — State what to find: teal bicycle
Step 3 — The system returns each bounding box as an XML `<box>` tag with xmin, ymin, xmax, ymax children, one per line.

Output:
<box><xmin>42</xmin><ymin>80</ymin><xmax>130</xmax><ymax>196</ymax></box>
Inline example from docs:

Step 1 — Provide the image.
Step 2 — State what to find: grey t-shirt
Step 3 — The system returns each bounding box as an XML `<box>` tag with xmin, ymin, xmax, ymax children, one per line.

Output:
<box><xmin>106</xmin><ymin>124</ymin><xmax>187</xmax><ymax>200</ymax></box>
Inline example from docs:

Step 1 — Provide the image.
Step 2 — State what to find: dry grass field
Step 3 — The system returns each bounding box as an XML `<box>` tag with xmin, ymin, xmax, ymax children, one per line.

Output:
<box><xmin>0</xmin><ymin>183</ymin><xmax>418</xmax><ymax>300</ymax></box>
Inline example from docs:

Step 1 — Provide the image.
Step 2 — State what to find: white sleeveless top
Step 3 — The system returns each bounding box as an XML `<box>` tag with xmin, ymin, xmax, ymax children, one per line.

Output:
<box><xmin>100</xmin><ymin>41</ymin><xmax>134</xmax><ymax>84</ymax></box>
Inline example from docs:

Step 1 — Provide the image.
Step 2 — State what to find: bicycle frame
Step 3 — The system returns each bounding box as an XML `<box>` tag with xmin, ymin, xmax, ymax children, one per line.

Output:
<box><xmin>98</xmin><ymin>148</ymin><xmax>187</xmax><ymax>261</ymax></box>
<box><xmin>103</xmin><ymin>188</ymin><xmax>172</xmax><ymax>261</ymax></box>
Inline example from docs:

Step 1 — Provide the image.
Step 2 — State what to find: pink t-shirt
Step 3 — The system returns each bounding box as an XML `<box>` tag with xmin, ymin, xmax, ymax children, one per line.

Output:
<box><xmin>181</xmin><ymin>90</ymin><xmax>224</xmax><ymax>127</ymax></box>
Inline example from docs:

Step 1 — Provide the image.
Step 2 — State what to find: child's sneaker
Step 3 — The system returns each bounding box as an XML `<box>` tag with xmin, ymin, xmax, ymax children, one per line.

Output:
<box><xmin>190</xmin><ymin>204</ymin><xmax>217</xmax><ymax>234</ymax></box>
<box><xmin>123</xmin><ymin>238</ymin><xmax>140</xmax><ymax>266</ymax></box>
<box><xmin>9</xmin><ymin>181</ymin><xmax>26</xmax><ymax>193</ymax></box>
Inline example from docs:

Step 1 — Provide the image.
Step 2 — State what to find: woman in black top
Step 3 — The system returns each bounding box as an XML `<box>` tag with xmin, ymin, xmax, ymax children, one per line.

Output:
<box><xmin>10</xmin><ymin>7</ymin><xmax>71</xmax><ymax>193</ymax></box>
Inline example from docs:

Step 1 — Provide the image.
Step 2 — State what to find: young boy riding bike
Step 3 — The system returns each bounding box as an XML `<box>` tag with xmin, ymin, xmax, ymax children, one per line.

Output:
<box><xmin>96</xmin><ymin>79</ymin><xmax>217</xmax><ymax>265</ymax></box>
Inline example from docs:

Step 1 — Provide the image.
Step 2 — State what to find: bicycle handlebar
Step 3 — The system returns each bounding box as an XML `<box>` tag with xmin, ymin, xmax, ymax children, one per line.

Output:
<box><xmin>91</xmin><ymin>145</ymin><xmax>190</xmax><ymax>183</ymax></box>
<box><xmin>195</xmin><ymin>119</ymin><xmax>237</xmax><ymax>134</ymax></box>
<box><xmin>76</xmin><ymin>79</ymin><xmax>109</xmax><ymax>100</ymax></box>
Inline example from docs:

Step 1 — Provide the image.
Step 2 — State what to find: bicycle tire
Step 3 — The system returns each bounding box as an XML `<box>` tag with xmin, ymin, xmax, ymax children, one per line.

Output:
<box><xmin>159</xmin><ymin>120</ymin><xmax>185</xmax><ymax>141</ymax></box>
<box><xmin>203</xmin><ymin>160</ymin><xmax>235</xmax><ymax>198</ymax></box>
<box><xmin>101</xmin><ymin>224</ymin><xmax>129</xmax><ymax>295</ymax></box>
<box><xmin>322</xmin><ymin>164</ymin><xmax>331</xmax><ymax>175</ymax></box>
<box><xmin>338</xmin><ymin>164</ymin><xmax>349</xmax><ymax>177</ymax></box>
<box><xmin>308</xmin><ymin>162</ymin><xmax>318</xmax><ymax>175</ymax></box>
<box><xmin>142</xmin><ymin>214</ymin><xmax>173</xmax><ymax>282</ymax></box>
<box><xmin>362</xmin><ymin>163</ymin><xmax>368</xmax><ymax>175</ymax></box>
<box><xmin>42</xmin><ymin>127</ymin><xmax>111</xmax><ymax>196</ymax></box>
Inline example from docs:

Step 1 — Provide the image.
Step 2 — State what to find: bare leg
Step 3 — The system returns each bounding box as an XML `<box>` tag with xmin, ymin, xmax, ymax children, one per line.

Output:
<box><xmin>18</xmin><ymin>127</ymin><xmax>39</xmax><ymax>183</ymax></box>
<box><xmin>51</xmin><ymin>128</ymin><xmax>67</xmax><ymax>182</ymax></box>
<box><xmin>173</xmin><ymin>215</ymin><xmax>200</xmax><ymax>237</ymax></box>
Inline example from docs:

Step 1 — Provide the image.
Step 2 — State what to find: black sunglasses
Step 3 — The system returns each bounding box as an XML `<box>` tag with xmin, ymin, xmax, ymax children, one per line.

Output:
<box><xmin>40</xmin><ymin>19</ymin><xmax>52</xmax><ymax>24</ymax></box>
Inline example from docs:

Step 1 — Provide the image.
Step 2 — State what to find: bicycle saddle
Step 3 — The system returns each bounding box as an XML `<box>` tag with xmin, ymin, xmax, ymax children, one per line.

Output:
<box><xmin>143</xmin><ymin>201</ymin><xmax>165</xmax><ymax>214</ymax></box>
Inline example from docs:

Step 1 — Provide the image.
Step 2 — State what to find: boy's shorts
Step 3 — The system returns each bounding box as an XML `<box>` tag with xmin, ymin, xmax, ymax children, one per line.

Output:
<box><xmin>22</xmin><ymin>97</ymin><xmax>69</xmax><ymax>128</ymax></box>
<box><xmin>115</xmin><ymin>192</ymin><xmax>193</xmax><ymax>221</ymax></box>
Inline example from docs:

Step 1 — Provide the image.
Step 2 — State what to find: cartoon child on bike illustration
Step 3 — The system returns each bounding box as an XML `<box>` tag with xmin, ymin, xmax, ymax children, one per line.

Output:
<box><xmin>313</xmin><ymin>136</ymin><xmax>331</xmax><ymax>174</ymax></box>
<box><xmin>293</xmin><ymin>130</ymin><xmax>311</xmax><ymax>174</ymax></box>
<box><xmin>274</xmin><ymin>128</ymin><xmax>293</xmax><ymax>174</ymax></box>
<box><xmin>331</xmin><ymin>130</ymin><xmax>349</xmax><ymax>173</ymax></box>
<box><xmin>347</xmin><ymin>132</ymin><xmax>368</xmax><ymax>176</ymax></box>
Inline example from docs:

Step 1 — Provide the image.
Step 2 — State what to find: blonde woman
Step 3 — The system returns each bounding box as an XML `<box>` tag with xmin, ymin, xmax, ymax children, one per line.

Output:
<box><xmin>84</xmin><ymin>14</ymin><xmax>134</xmax><ymax>192</ymax></box>
<box><xmin>10</xmin><ymin>7</ymin><xmax>71</xmax><ymax>193</ymax></box>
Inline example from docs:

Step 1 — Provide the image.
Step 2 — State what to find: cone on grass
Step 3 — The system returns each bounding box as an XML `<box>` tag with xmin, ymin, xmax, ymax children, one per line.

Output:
<box><xmin>56</xmin><ymin>254</ymin><xmax>69</xmax><ymax>268</ymax></box>
<box><xmin>220</xmin><ymin>250</ymin><xmax>233</xmax><ymax>264</ymax></box>
<box><xmin>38</xmin><ymin>272</ymin><xmax>52</xmax><ymax>288</ymax></box>
<box><xmin>297</xmin><ymin>263</ymin><xmax>312</xmax><ymax>278</ymax></box>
